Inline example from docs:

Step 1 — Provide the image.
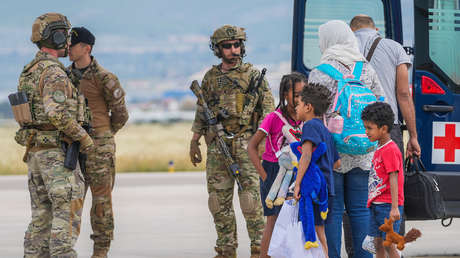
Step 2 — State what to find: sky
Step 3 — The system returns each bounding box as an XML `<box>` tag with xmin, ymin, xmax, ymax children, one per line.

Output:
<box><xmin>0</xmin><ymin>0</ymin><xmax>294</xmax><ymax>102</ymax></box>
<box><xmin>0</xmin><ymin>0</ymin><xmax>293</xmax><ymax>61</ymax></box>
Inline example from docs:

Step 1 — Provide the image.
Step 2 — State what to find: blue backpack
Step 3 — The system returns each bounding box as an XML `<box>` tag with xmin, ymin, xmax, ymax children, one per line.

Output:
<box><xmin>316</xmin><ymin>61</ymin><xmax>378</xmax><ymax>155</ymax></box>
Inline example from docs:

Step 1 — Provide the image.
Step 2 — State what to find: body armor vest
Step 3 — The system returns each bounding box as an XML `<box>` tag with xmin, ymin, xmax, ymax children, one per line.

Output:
<box><xmin>18</xmin><ymin>57</ymin><xmax>80</xmax><ymax>126</ymax></box>
<box><xmin>205</xmin><ymin>63</ymin><xmax>261</xmax><ymax>134</ymax></box>
<box><xmin>15</xmin><ymin>54</ymin><xmax>85</xmax><ymax>149</ymax></box>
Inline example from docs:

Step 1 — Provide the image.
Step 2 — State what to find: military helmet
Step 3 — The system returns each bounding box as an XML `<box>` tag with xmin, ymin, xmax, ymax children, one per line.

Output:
<box><xmin>210</xmin><ymin>25</ymin><xmax>246</xmax><ymax>58</ymax></box>
<box><xmin>31</xmin><ymin>13</ymin><xmax>71</xmax><ymax>49</ymax></box>
<box><xmin>210</xmin><ymin>25</ymin><xmax>246</xmax><ymax>45</ymax></box>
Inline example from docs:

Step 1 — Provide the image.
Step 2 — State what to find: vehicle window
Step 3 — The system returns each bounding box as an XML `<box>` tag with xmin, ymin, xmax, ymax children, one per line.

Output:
<box><xmin>429</xmin><ymin>0</ymin><xmax>460</xmax><ymax>85</ymax></box>
<box><xmin>303</xmin><ymin>0</ymin><xmax>386</xmax><ymax>69</ymax></box>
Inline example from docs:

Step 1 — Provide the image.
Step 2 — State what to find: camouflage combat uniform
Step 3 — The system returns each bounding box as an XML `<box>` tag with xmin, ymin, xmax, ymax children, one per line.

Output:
<box><xmin>192</xmin><ymin>61</ymin><xmax>275</xmax><ymax>255</ymax></box>
<box><xmin>16</xmin><ymin>50</ymin><xmax>89</xmax><ymax>258</ymax></box>
<box><xmin>68</xmin><ymin>57</ymin><xmax>129</xmax><ymax>254</ymax></box>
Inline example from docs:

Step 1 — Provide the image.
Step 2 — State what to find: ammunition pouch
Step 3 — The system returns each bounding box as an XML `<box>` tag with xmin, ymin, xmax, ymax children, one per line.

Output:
<box><xmin>15</xmin><ymin>126</ymin><xmax>62</xmax><ymax>149</ymax></box>
<box><xmin>218</xmin><ymin>93</ymin><xmax>239</xmax><ymax>117</ymax></box>
<box><xmin>16</xmin><ymin>126</ymin><xmax>63</xmax><ymax>162</ymax></box>
<box><xmin>76</xmin><ymin>93</ymin><xmax>91</xmax><ymax>126</ymax></box>
<box><xmin>215</xmin><ymin>91</ymin><xmax>258</xmax><ymax>128</ymax></box>
<box><xmin>11</xmin><ymin>102</ymin><xmax>32</xmax><ymax>125</ymax></box>
<box><xmin>15</xmin><ymin>128</ymin><xmax>36</xmax><ymax>146</ymax></box>
<box><xmin>236</xmin><ymin>93</ymin><xmax>244</xmax><ymax>114</ymax></box>
<box><xmin>34</xmin><ymin>130</ymin><xmax>62</xmax><ymax>148</ymax></box>
<box><xmin>239</xmin><ymin>91</ymin><xmax>259</xmax><ymax>127</ymax></box>
<box><xmin>9</xmin><ymin>92</ymin><xmax>32</xmax><ymax>126</ymax></box>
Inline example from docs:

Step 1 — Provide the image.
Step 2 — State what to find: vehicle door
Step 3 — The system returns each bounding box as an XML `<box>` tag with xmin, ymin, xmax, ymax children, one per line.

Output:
<box><xmin>292</xmin><ymin>0</ymin><xmax>460</xmax><ymax>218</ymax></box>
<box><xmin>413</xmin><ymin>0</ymin><xmax>460</xmax><ymax>217</ymax></box>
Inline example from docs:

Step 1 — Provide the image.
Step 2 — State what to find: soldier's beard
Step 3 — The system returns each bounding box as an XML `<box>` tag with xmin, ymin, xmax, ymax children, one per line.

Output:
<box><xmin>222</xmin><ymin>54</ymin><xmax>241</xmax><ymax>66</ymax></box>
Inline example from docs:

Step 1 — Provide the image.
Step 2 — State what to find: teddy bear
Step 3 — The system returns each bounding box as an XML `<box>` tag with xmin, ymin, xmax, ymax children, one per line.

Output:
<box><xmin>265</xmin><ymin>122</ymin><xmax>302</xmax><ymax>209</ymax></box>
<box><xmin>379</xmin><ymin>217</ymin><xmax>422</xmax><ymax>250</ymax></box>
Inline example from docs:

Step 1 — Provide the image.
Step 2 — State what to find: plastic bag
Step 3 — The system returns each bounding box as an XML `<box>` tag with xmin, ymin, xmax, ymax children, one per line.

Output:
<box><xmin>268</xmin><ymin>199</ymin><xmax>325</xmax><ymax>258</ymax></box>
<box><xmin>362</xmin><ymin>235</ymin><xmax>376</xmax><ymax>254</ymax></box>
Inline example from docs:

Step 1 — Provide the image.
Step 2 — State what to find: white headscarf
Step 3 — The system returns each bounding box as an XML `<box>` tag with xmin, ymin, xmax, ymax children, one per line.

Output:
<box><xmin>319</xmin><ymin>20</ymin><xmax>366</xmax><ymax>66</ymax></box>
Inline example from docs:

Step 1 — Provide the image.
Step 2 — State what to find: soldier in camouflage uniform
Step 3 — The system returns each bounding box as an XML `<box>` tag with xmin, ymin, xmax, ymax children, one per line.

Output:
<box><xmin>14</xmin><ymin>13</ymin><xmax>94</xmax><ymax>258</ymax></box>
<box><xmin>190</xmin><ymin>25</ymin><xmax>275</xmax><ymax>258</ymax></box>
<box><xmin>67</xmin><ymin>27</ymin><xmax>129</xmax><ymax>258</ymax></box>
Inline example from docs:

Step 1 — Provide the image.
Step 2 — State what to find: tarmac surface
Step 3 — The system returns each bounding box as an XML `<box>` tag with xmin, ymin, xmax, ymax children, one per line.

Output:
<box><xmin>1</xmin><ymin>172</ymin><xmax>459</xmax><ymax>258</ymax></box>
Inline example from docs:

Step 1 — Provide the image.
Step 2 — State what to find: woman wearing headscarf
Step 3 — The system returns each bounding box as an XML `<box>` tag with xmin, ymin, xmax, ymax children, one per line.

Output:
<box><xmin>308</xmin><ymin>20</ymin><xmax>385</xmax><ymax>258</ymax></box>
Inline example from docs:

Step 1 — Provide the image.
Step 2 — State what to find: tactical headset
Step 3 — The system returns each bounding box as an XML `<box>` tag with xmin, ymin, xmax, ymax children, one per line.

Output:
<box><xmin>42</xmin><ymin>21</ymin><xmax>68</xmax><ymax>49</ymax></box>
<box><xmin>210</xmin><ymin>40</ymin><xmax>246</xmax><ymax>59</ymax></box>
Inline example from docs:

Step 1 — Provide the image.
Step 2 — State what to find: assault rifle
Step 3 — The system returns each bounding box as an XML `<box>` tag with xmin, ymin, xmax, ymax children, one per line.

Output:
<box><xmin>248</xmin><ymin>68</ymin><xmax>267</xmax><ymax>95</ymax></box>
<box><xmin>249</xmin><ymin>68</ymin><xmax>267</xmax><ymax>133</ymax></box>
<box><xmin>190</xmin><ymin>80</ymin><xmax>243</xmax><ymax>191</ymax></box>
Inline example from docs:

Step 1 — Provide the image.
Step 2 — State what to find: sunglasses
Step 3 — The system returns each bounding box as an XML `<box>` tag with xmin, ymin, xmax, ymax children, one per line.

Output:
<box><xmin>220</xmin><ymin>42</ymin><xmax>241</xmax><ymax>49</ymax></box>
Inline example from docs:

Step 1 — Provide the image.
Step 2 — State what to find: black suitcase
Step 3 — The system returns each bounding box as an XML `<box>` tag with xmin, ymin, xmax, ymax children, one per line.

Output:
<box><xmin>404</xmin><ymin>156</ymin><xmax>446</xmax><ymax>220</ymax></box>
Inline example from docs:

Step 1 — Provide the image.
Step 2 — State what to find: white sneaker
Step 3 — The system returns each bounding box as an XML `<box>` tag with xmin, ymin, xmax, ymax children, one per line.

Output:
<box><xmin>362</xmin><ymin>235</ymin><xmax>376</xmax><ymax>254</ymax></box>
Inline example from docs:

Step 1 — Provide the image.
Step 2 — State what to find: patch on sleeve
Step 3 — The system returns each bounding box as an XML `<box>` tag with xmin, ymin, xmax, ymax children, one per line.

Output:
<box><xmin>52</xmin><ymin>90</ymin><xmax>66</xmax><ymax>103</ymax></box>
<box><xmin>113</xmin><ymin>88</ymin><xmax>123</xmax><ymax>99</ymax></box>
<box><xmin>106</xmin><ymin>79</ymin><xmax>116</xmax><ymax>90</ymax></box>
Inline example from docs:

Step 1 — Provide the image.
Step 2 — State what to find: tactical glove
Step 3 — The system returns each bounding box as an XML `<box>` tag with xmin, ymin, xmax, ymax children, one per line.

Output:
<box><xmin>80</xmin><ymin>134</ymin><xmax>95</xmax><ymax>154</ymax></box>
<box><xmin>190</xmin><ymin>139</ymin><xmax>202</xmax><ymax>166</ymax></box>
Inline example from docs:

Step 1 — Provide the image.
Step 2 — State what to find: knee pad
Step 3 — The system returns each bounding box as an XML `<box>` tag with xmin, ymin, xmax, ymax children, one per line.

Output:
<box><xmin>240</xmin><ymin>192</ymin><xmax>257</xmax><ymax>215</ymax></box>
<box><xmin>91</xmin><ymin>184</ymin><xmax>112</xmax><ymax>198</ymax></box>
<box><xmin>208</xmin><ymin>192</ymin><xmax>219</xmax><ymax>215</ymax></box>
<box><xmin>93</xmin><ymin>202</ymin><xmax>109</xmax><ymax>218</ymax></box>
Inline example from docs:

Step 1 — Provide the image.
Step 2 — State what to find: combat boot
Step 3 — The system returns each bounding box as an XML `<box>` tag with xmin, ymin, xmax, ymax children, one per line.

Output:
<box><xmin>91</xmin><ymin>240</ymin><xmax>110</xmax><ymax>258</ymax></box>
<box><xmin>91</xmin><ymin>247</ymin><xmax>109</xmax><ymax>258</ymax></box>
<box><xmin>214</xmin><ymin>247</ymin><xmax>237</xmax><ymax>258</ymax></box>
<box><xmin>55</xmin><ymin>252</ymin><xmax>77</xmax><ymax>258</ymax></box>
<box><xmin>250</xmin><ymin>245</ymin><xmax>260</xmax><ymax>258</ymax></box>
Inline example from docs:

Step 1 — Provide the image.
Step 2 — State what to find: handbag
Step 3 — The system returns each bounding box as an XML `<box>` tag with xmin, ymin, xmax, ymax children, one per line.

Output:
<box><xmin>404</xmin><ymin>156</ymin><xmax>446</xmax><ymax>220</ymax></box>
<box><xmin>323</xmin><ymin>113</ymin><xmax>343</xmax><ymax>134</ymax></box>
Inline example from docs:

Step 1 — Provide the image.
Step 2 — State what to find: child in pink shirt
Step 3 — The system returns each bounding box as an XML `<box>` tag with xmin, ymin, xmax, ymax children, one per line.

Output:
<box><xmin>248</xmin><ymin>72</ymin><xmax>306</xmax><ymax>258</ymax></box>
<box><xmin>361</xmin><ymin>102</ymin><xmax>404</xmax><ymax>258</ymax></box>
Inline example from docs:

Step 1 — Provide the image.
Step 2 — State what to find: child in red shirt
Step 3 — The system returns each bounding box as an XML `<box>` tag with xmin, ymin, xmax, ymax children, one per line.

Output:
<box><xmin>361</xmin><ymin>102</ymin><xmax>404</xmax><ymax>258</ymax></box>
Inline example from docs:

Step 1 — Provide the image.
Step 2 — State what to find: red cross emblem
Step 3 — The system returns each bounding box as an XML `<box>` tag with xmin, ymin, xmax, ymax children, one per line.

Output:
<box><xmin>433</xmin><ymin>123</ymin><xmax>460</xmax><ymax>163</ymax></box>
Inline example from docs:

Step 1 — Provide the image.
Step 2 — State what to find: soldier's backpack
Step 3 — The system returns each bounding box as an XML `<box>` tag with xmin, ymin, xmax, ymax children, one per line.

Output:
<box><xmin>315</xmin><ymin>61</ymin><xmax>377</xmax><ymax>155</ymax></box>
